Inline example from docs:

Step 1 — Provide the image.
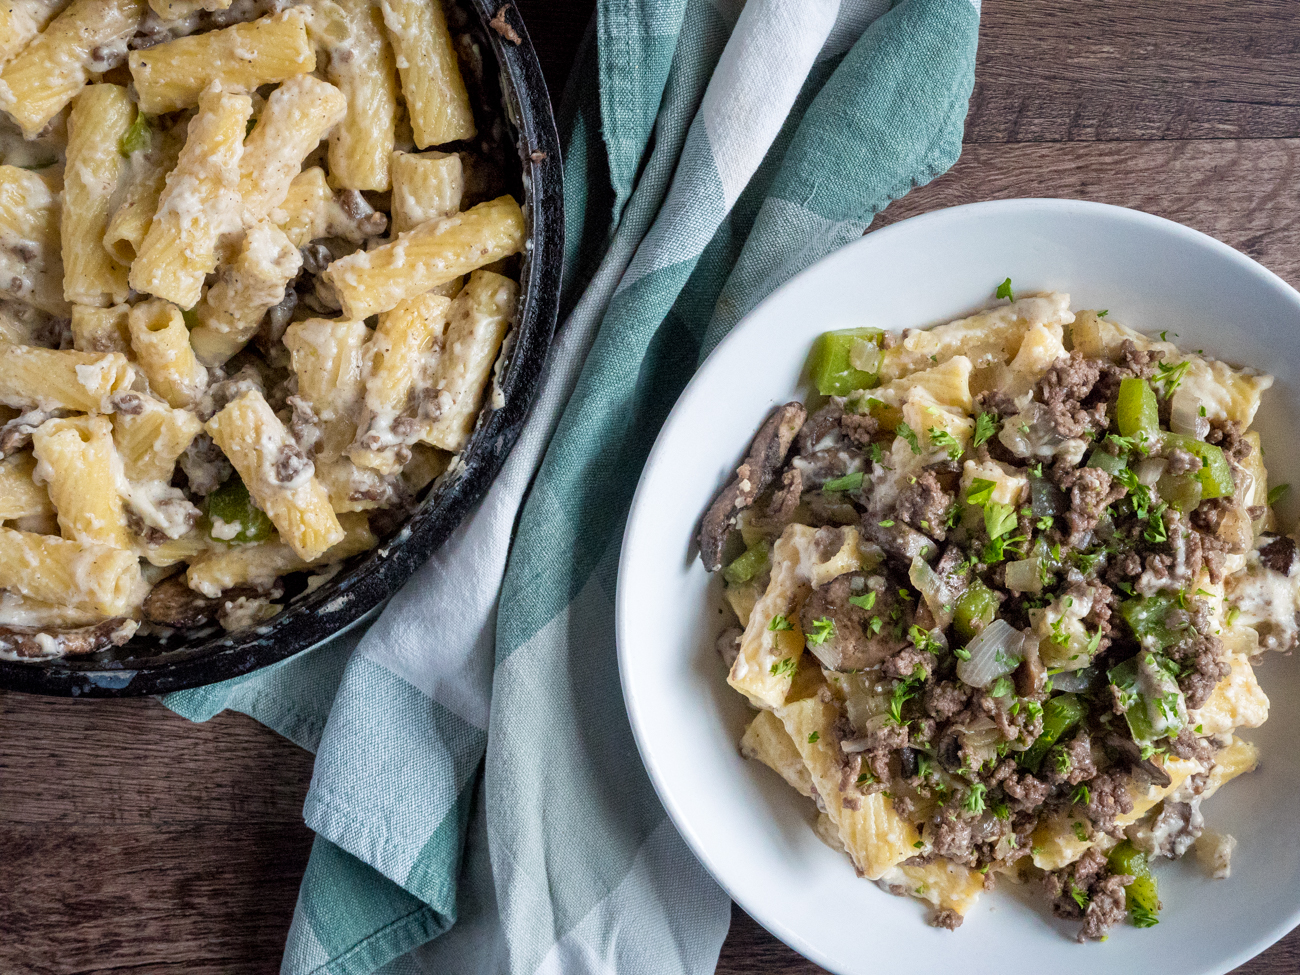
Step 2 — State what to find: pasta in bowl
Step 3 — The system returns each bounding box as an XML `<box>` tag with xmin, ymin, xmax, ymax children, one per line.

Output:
<box><xmin>0</xmin><ymin>0</ymin><xmax>561</xmax><ymax>689</ymax></box>
<box><xmin>698</xmin><ymin>287</ymin><xmax>1285</xmax><ymax>940</ymax></box>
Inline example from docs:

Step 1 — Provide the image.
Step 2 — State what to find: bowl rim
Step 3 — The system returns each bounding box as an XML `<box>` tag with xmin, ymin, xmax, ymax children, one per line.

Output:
<box><xmin>0</xmin><ymin>0</ymin><xmax>565</xmax><ymax>698</ymax></box>
<box><xmin>616</xmin><ymin>196</ymin><xmax>1300</xmax><ymax>973</ymax></box>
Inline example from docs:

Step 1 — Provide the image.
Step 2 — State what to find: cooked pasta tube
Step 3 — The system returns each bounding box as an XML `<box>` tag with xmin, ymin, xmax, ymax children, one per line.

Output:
<box><xmin>421</xmin><ymin>270</ymin><xmax>516</xmax><ymax>452</ymax></box>
<box><xmin>0</xmin><ymin>525</ymin><xmax>143</xmax><ymax>616</ymax></box>
<box><xmin>0</xmin><ymin>452</ymin><xmax>56</xmax><ymax>522</ymax></box>
<box><xmin>205</xmin><ymin>389</ymin><xmax>345</xmax><ymax>561</ymax></box>
<box><xmin>61</xmin><ymin>84</ymin><xmax>133</xmax><ymax>307</ymax></box>
<box><xmin>70</xmin><ymin>304</ymin><xmax>132</xmax><ymax>356</ymax></box>
<box><xmin>111</xmin><ymin>395</ymin><xmax>202</xmax><ymax>482</ymax></box>
<box><xmin>283</xmin><ymin>317</ymin><xmax>370</xmax><ymax>422</ymax></box>
<box><xmin>323</xmin><ymin>194</ymin><xmax>525</xmax><ymax>320</ymax></box>
<box><xmin>390</xmin><ymin>150</ymin><xmax>463</xmax><ymax>234</ymax></box>
<box><xmin>32</xmin><ymin>414</ymin><xmax>132</xmax><ymax>549</ymax></box>
<box><xmin>350</xmin><ymin>292</ymin><xmax>450</xmax><ymax>474</ymax></box>
<box><xmin>128</xmin><ymin>10</ymin><xmax>316</xmax><ymax>115</ymax></box>
<box><xmin>0</xmin><ymin>346</ymin><xmax>132</xmax><ymax>412</ymax></box>
<box><xmin>129</xmin><ymin>86</ymin><xmax>251</xmax><ymax>309</ymax></box>
<box><xmin>0</xmin><ymin>164</ymin><xmax>68</xmax><ymax>316</ymax></box>
<box><xmin>0</xmin><ymin>0</ymin><xmax>145</xmax><ymax>138</ymax></box>
<box><xmin>128</xmin><ymin>300</ymin><xmax>208</xmax><ymax>408</ymax></box>
<box><xmin>186</xmin><ymin>511</ymin><xmax>374</xmax><ymax>596</ymax></box>
<box><xmin>103</xmin><ymin>127</ymin><xmax>183</xmax><ymax>267</ymax></box>
<box><xmin>378</xmin><ymin>0</ymin><xmax>475</xmax><ymax>148</ymax></box>
<box><xmin>237</xmin><ymin>75</ymin><xmax>347</xmax><ymax>223</ymax></box>
<box><xmin>190</xmin><ymin>221</ymin><xmax>302</xmax><ymax>366</ymax></box>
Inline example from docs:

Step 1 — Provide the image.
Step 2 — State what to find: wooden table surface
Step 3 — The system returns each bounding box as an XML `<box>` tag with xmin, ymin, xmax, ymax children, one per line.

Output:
<box><xmin>5</xmin><ymin>1</ymin><xmax>1300</xmax><ymax>973</ymax></box>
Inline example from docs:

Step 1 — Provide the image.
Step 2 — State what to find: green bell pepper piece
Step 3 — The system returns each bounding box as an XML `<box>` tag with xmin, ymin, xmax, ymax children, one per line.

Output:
<box><xmin>119</xmin><ymin>112</ymin><xmax>152</xmax><ymax>157</ymax></box>
<box><xmin>723</xmin><ymin>542</ymin><xmax>770</xmax><ymax>585</ymax></box>
<box><xmin>1019</xmin><ymin>693</ymin><xmax>1085</xmax><ymax>772</ymax></box>
<box><xmin>807</xmin><ymin>327</ymin><xmax>882</xmax><ymax>396</ymax></box>
<box><xmin>205</xmin><ymin>475</ymin><xmax>274</xmax><ymax>544</ymax></box>
<box><xmin>1160</xmin><ymin>433</ymin><xmax>1233</xmax><ymax>500</ymax></box>
<box><xmin>953</xmin><ymin>579</ymin><xmax>998</xmax><ymax>642</ymax></box>
<box><xmin>1116</xmin><ymin>377</ymin><xmax>1160</xmax><ymax>443</ymax></box>
<box><xmin>1108</xmin><ymin>840</ymin><xmax>1160</xmax><ymax>927</ymax></box>
<box><xmin>1108</xmin><ymin>651</ymin><xmax>1186</xmax><ymax>745</ymax></box>
<box><xmin>1119</xmin><ymin>592</ymin><xmax>1183</xmax><ymax>650</ymax></box>
<box><xmin>1085</xmin><ymin>447</ymin><xmax>1129</xmax><ymax>477</ymax></box>
<box><xmin>1156</xmin><ymin>469</ymin><xmax>1203</xmax><ymax>512</ymax></box>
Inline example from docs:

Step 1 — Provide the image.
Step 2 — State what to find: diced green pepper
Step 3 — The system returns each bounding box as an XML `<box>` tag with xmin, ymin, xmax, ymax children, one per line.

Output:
<box><xmin>1108</xmin><ymin>651</ymin><xmax>1187</xmax><ymax>745</ymax></box>
<box><xmin>807</xmin><ymin>327</ymin><xmax>883</xmax><ymax>396</ymax></box>
<box><xmin>1156</xmin><ymin>470</ymin><xmax>1203</xmax><ymax>513</ymax></box>
<box><xmin>1160</xmin><ymin>433</ymin><xmax>1233</xmax><ymax>500</ymax></box>
<box><xmin>1085</xmin><ymin>447</ymin><xmax>1128</xmax><ymax>477</ymax></box>
<box><xmin>723</xmin><ymin>542</ymin><xmax>770</xmax><ymax>585</ymax></box>
<box><xmin>822</xmin><ymin>471</ymin><xmax>864</xmax><ymax>493</ymax></box>
<box><xmin>1119</xmin><ymin>592</ymin><xmax>1183</xmax><ymax>650</ymax></box>
<box><xmin>1116</xmin><ymin>377</ymin><xmax>1160</xmax><ymax>443</ymax></box>
<box><xmin>1019</xmin><ymin>693</ymin><xmax>1085</xmax><ymax>772</ymax></box>
<box><xmin>119</xmin><ymin>111</ymin><xmax>152</xmax><ymax>157</ymax></box>
<box><xmin>953</xmin><ymin>579</ymin><xmax>998</xmax><ymax>642</ymax></box>
<box><xmin>1108</xmin><ymin>840</ymin><xmax>1160</xmax><ymax>927</ymax></box>
<box><xmin>205</xmin><ymin>475</ymin><xmax>274</xmax><ymax>544</ymax></box>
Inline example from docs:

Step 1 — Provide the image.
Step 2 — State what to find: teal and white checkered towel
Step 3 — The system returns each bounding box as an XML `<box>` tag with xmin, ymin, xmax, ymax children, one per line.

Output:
<box><xmin>164</xmin><ymin>0</ymin><xmax>979</xmax><ymax>971</ymax></box>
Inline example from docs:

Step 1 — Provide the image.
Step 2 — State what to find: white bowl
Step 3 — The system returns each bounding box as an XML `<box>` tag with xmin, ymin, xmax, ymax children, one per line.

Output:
<box><xmin>616</xmin><ymin>199</ymin><xmax>1300</xmax><ymax>975</ymax></box>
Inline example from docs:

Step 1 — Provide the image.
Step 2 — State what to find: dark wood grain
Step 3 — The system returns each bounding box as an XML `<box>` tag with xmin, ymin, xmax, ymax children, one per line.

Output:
<box><xmin>5</xmin><ymin>1</ymin><xmax>1300</xmax><ymax>974</ymax></box>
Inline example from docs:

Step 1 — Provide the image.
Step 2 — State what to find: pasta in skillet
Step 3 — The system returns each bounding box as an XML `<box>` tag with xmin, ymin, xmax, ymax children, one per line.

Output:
<box><xmin>700</xmin><ymin>286</ymin><xmax>1288</xmax><ymax>939</ymax></box>
<box><xmin>0</xmin><ymin>0</ymin><xmax>524</xmax><ymax>657</ymax></box>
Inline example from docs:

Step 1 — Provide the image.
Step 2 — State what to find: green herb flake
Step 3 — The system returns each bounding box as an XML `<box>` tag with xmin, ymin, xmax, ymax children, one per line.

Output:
<box><xmin>1269</xmin><ymin>483</ymin><xmax>1290</xmax><ymax>506</ymax></box>
<box><xmin>972</xmin><ymin>411</ymin><xmax>998</xmax><ymax>448</ymax></box>
<box><xmin>966</xmin><ymin>477</ymin><xmax>997</xmax><ymax>507</ymax></box>
<box><xmin>1073</xmin><ymin>821</ymin><xmax>1089</xmax><ymax>843</ymax></box>
<box><xmin>963</xmin><ymin>783</ymin><xmax>987</xmax><ymax>816</ymax></box>
<box><xmin>1069</xmin><ymin>882</ymin><xmax>1090</xmax><ymax>911</ymax></box>
<box><xmin>848</xmin><ymin>591</ymin><xmax>877</xmax><ymax>611</ymax></box>
<box><xmin>769</xmin><ymin>657</ymin><xmax>797</xmax><ymax>678</ymax></box>
<box><xmin>984</xmin><ymin>501</ymin><xmax>1018</xmax><ymax>540</ymax></box>
<box><xmin>990</xmin><ymin>675</ymin><xmax>1014</xmax><ymax>698</ymax></box>
<box><xmin>896</xmin><ymin>422</ymin><xmax>921</xmax><ymax>455</ymax></box>
<box><xmin>805</xmin><ymin>617</ymin><xmax>835</xmax><ymax>646</ymax></box>
<box><xmin>768</xmin><ymin>614</ymin><xmax>793</xmax><ymax>632</ymax></box>
<box><xmin>807</xmin><ymin>731</ymin><xmax>820</xmax><ymax>744</ymax></box>
<box><xmin>928</xmin><ymin>426</ymin><xmax>963</xmax><ymax>460</ymax></box>
<box><xmin>119</xmin><ymin>112</ymin><xmax>153</xmax><ymax>157</ymax></box>
<box><xmin>878</xmin><ymin>519</ymin><xmax>895</xmax><ymax>527</ymax></box>
<box><xmin>996</xmin><ymin>277</ymin><xmax>1014</xmax><ymax>301</ymax></box>
<box><xmin>822</xmin><ymin>471</ymin><xmax>864</xmax><ymax>493</ymax></box>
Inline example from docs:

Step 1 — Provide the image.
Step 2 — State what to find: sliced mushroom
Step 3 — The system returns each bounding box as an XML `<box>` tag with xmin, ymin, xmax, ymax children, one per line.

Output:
<box><xmin>0</xmin><ymin>618</ymin><xmax>138</xmax><ymax>659</ymax></box>
<box><xmin>143</xmin><ymin>576</ymin><xmax>281</xmax><ymax>628</ymax></box>
<box><xmin>698</xmin><ymin>402</ymin><xmax>806</xmax><ymax>571</ymax></box>
<box><xmin>1104</xmin><ymin>731</ymin><xmax>1172</xmax><ymax>788</ymax></box>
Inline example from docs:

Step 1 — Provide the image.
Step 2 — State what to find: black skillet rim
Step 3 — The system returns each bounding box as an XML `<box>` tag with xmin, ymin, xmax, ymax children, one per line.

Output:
<box><xmin>0</xmin><ymin>2</ymin><xmax>564</xmax><ymax>697</ymax></box>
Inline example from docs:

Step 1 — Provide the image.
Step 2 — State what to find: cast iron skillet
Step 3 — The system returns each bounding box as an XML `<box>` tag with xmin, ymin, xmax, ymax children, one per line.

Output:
<box><xmin>0</xmin><ymin>2</ymin><xmax>563</xmax><ymax>697</ymax></box>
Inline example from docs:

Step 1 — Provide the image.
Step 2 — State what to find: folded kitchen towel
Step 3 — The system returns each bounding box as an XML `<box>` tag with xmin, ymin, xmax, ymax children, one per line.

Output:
<box><xmin>163</xmin><ymin>0</ymin><xmax>980</xmax><ymax>972</ymax></box>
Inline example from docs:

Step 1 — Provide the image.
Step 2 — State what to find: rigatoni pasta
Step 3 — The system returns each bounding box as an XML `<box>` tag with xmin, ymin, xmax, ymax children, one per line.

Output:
<box><xmin>0</xmin><ymin>0</ymin><xmax>526</xmax><ymax>655</ymax></box>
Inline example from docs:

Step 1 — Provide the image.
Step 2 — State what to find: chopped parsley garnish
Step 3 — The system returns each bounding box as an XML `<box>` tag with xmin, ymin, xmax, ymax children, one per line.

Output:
<box><xmin>1072</xmin><ymin>784</ymin><xmax>1091</xmax><ymax>807</ymax></box>
<box><xmin>822</xmin><ymin>471</ymin><xmax>864</xmax><ymax>493</ymax></box>
<box><xmin>878</xmin><ymin>519</ymin><xmax>895</xmax><ymax>527</ymax></box>
<box><xmin>973</xmin><ymin>411</ymin><xmax>998</xmax><ymax>448</ymax></box>
<box><xmin>887</xmin><ymin>668</ymin><xmax>925</xmax><ymax>725</ymax></box>
<box><xmin>953</xmin><ymin>645</ymin><xmax>972</xmax><ymax>661</ymax></box>
<box><xmin>1269</xmin><ymin>483</ymin><xmax>1290</xmax><ymax>506</ymax></box>
<box><xmin>867</xmin><ymin>616</ymin><xmax>883</xmax><ymax>634</ymax></box>
<box><xmin>1036</xmin><ymin>515</ymin><xmax>1054</xmax><ymax>531</ymax></box>
<box><xmin>768</xmin><ymin>614</ymin><xmax>793</xmax><ymax>632</ymax></box>
<box><xmin>913</xmin><ymin>840</ymin><xmax>925</xmax><ymax>849</ymax></box>
<box><xmin>916</xmin><ymin>754</ymin><xmax>934</xmax><ymax>779</ymax></box>
<box><xmin>868</xmin><ymin>442</ymin><xmax>883</xmax><ymax>464</ymax></box>
<box><xmin>807</xmin><ymin>731</ymin><xmax>820</xmax><ymax>744</ymax></box>
<box><xmin>805</xmin><ymin>617</ymin><xmax>835</xmax><ymax>646</ymax></box>
<box><xmin>1055</xmin><ymin>749</ymin><xmax>1072</xmax><ymax>775</ymax></box>
<box><xmin>1143</xmin><ymin>503</ymin><xmax>1169</xmax><ymax>544</ymax></box>
<box><xmin>1131</xmin><ymin>904</ymin><xmax>1160</xmax><ymax>928</ymax></box>
<box><xmin>1199</xmin><ymin>404</ymin><xmax>1207</xmax><ymax>417</ymax></box>
<box><xmin>963</xmin><ymin>782</ymin><xmax>987</xmax><ymax>815</ymax></box>
<box><xmin>990</xmin><ymin>675</ymin><xmax>1014</xmax><ymax>698</ymax></box>
<box><xmin>927</xmin><ymin>426</ymin><xmax>963</xmax><ymax>460</ymax></box>
<box><xmin>1153</xmin><ymin>359</ymin><xmax>1191</xmax><ymax>394</ymax></box>
<box><xmin>996</xmin><ymin>277</ymin><xmax>1014</xmax><ymax>301</ymax></box>
<box><xmin>856</xmin><ymin>771</ymin><xmax>876</xmax><ymax>786</ymax></box>
<box><xmin>1069</xmin><ymin>882</ymin><xmax>1090</xmax><ymax>911</ymax></box>
<box><xmin>1072</xmin><ymin>821</ymin><xmax>1089</xmax><ymax>843</ymax></box>
<box><xmin>1098</xmin><ymin>310</ymin><xmax>1109</xmax><ymax>318</ymax></box>
<box><xmin>895</xmin><ymin>422</ymin><xmax>921</xmax><ymax>454</ymax></box>
<box><xmin>769</xmin><ymin>657</ymin><xmax>797</xmax><ymax>678</ymax></box>
<box><xmin>967</xmin><ymin>477</ymin><xmax>997</xmax><ymax>507</ymax></box>
<box><xmin>991</xmin><ymin>799</ymin><xmax>1011</xmax><ymax>820</ymax></box>
<box><xmin>848</xmin><ymin>591</ymin><xmax>877</xmax><ymax>611</ymax></box>
<box><xmin>1225</xmin><ymin>606</ymin><xmax>1241</xmax><ymax>627</ymax></box>
<box><xmin>898</xmin><ymin>588</ymin><xmax>912</xmax><ymax>600</ymax></box>
<box><xmin>984</xmin><ymin>501</ymin><xmax>1018</xmax><ymax>540</ymax></box>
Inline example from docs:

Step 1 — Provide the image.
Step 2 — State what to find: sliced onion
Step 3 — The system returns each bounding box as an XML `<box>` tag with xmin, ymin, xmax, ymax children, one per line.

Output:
<box><xmin>850</xmin><ymin>339</ymin><xmax>882</xmax><ymax>374</ymax></box>
<box><xmin>998</xmin><ymin>403</ymin><xmax>1066</xmax><ymax>460</ymax></box>
<box><xmin>1135</xmin><ymin>456</ymin><xmax>1168</xmax><ymax>487</ymax></box>
<box><xmin>1170</xmin><ymin>387</ymin><xmax>1211</xmax><ymax>439</ymax></box>
<box><xmin>1004</xmin><ymin>558</ymin><xmax>1042</xmax><ymax>593</ymax></box>
<box><xmin>1030</xmin><ymin>476</ymin><xmax>1065</xmax><ymax>516</ymax></box>
<box><xmin>910</xmin><ymin>554</ymin><xmax>954</xmax><ymax>629</ymax></box>
<box><xmin>1050</xmin><ymin>666</ymin><xmax>1100</xmax><ymax>693</ymax></box>
<box><xmin>956</xmin><ymin>618</ymin><xmax>1025</xmax><ymax>689</ymax></box>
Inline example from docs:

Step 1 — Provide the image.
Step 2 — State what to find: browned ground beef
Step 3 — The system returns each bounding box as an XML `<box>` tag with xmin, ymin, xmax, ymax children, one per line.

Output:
<box><xmin>1045</xmin><ymin>847</ymin><xmax>1133</xmax><ymax>942</ymax></box>
<box><xmin>840</xmin><ymin>411</ymin><xmax>878</xmax><ymax>446</ymax></box>
<box><xmin>1036</xmin><ymin>352</ymin><xmax>1109</xmax><ymax>439</ymax></box>
<box><xmin>1165</xmin><ymin>446</ymin><xmax>1202</xmax><ymax>476</ymax></box>
<box><xmin>1206</xmin><ymin>418</ymin><xmax>1252</xmax><ymax>465</ymax></box>
<box><xmin>894</xmin><ymin>469</ymin><xmax>953</xmax><ymax>540</ymax></box>
<box><xmin>1081</xmin><ymin>771</ymin><xmax>1136</xmax><ymax>835</ymax></box>
<box><xmin>1057</xmin><ymin>466</ymin><xmax>1126</xmax><ymax>546</ymax></box>
<box><xmin>1259</xmin><ymin>535</ymin><xmax>1297</xmax><ymax>575</ymax></box>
